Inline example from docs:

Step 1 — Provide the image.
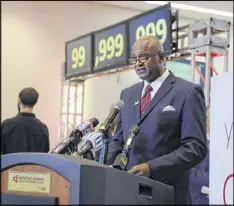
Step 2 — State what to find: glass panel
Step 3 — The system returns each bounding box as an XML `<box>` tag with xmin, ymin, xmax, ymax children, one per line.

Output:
<box><xmin>76</xmin><ymin>97</ymin><xmax>83</xmax><ymax>114</ymax></box>
<box><xmin>76</xmin><ymin>84</ymin><xmax>83</xmax><ymax>114</ymax></box>
<box><xmin>62</xmin><ymin>85</ymin><xmax>68</xmax><ymax>113</ymax></box>
<box><xmin>76</xmin><ymin>115</ymin><xmax>82</xmax><ymax>125</ymax></box>
<box><xmin>68</xmin><ymin>85</ymin><xmax>76</xmax><ymax>114</ymax></box>
<box><xmin>60</xmin><ymin>82</ymin><xmax>84</xmax><ymax>139</ymax></box>
<box><xmin>61</xmin><ymin>114</ymin><xmax>77</xmax><ymax>137</ymax></box>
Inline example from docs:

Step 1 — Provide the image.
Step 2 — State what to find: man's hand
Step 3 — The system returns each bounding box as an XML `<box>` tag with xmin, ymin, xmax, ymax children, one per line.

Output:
<box><xmin>128</xmin><ymin>163</ymin><xmax>151</xmax><ymax>177</ymax></box>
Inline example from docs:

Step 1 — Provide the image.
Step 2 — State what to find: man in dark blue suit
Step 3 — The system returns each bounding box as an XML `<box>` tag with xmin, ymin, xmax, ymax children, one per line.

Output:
<box><xmin>106</xmin><ymin>36</ymin><xmax>208</xmax><ymax>204</ymax></box>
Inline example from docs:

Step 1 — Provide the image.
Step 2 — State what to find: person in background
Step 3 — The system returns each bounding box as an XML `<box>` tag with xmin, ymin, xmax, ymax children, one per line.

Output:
<box><xmin>1</xmin><ymin>87</ymin><xmax>50</xmax><ymax>154</ymax></box>
<box><xmin>189</xmin><ymin>107</ymin><xmax>210</xmax><ymax>205</ymax></box>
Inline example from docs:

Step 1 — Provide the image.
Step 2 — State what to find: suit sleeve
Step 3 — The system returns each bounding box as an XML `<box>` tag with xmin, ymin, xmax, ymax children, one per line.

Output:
<box><xmin>147</xmin><ymin>85</ymin><xmax>208</xmax><ymax>181</ymax></box>
<box><xmin>106</xmin><ymin>91</ymin><xmax>125</xmax><ymax>165</ymax></box>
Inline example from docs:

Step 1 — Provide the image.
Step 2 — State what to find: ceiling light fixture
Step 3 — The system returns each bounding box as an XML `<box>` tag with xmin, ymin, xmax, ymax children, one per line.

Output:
<box><xmin>144</xmin><ymin>1</ymin><xmax>233</xmax><ymax>17</ymax></box>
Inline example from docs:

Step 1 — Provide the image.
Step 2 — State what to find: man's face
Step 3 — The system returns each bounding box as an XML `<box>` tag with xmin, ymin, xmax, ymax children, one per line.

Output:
<box><xmin>131</xmin><ymin>39</ymin><xmax>163</xmax><ymax>83</ymax></box>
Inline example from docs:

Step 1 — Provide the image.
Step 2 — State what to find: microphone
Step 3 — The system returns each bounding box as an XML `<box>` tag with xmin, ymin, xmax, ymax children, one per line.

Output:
<box><xmin>51</xmin><ymin>118</ymin><xmax>99</xmax><ymax>154</ymax></box>
<box><xmin>123</xmin><ymin>125</ymin><xmax>140</xmax><ymax>152</ymax></box>
<box><xmin>78</xmin><ymin>132</ymin><xmax>103</xmax><ymax>160</ymax></box>
<box><xmin>99</xmin><ymin>100</ymin><xmax>124</xmax><ymax>139</ymax></box>
<box><xmin>69</xmin><ymin>117</ymin><xmax>99</xmax><ymax>138</ymax></box>
<box><xmin>98</xmin><ymin>100</ymin><xmax>124</xmax><ymax>164</ymax></box>
<box><xmin>114</xmin><ymin>124</ymin><xmax>140</xmax><ymax>170</ymax></box>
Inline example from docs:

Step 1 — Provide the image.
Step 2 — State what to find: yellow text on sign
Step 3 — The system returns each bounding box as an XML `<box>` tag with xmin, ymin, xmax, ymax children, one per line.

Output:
<box><xmin>135</xmin><ymin>19</ymin><xmax>167</xmax><ymax>44</ymax></box>
<box><xmin>95</xmin><ymin>34</ymin><xmax>124</xmax><ymax>67</ymax></box>
<box><xmin>8</xmin><ymin>171</ymin><xmax>51</xmax><ymax>194</ymax></box>
<box><xmin>72</xmin><ymin>46</ymin><xmax>86</xmax><ymax>69</ymax></box>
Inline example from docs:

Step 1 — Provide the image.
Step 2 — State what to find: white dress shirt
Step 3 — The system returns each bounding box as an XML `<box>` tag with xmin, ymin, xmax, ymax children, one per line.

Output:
<box><xmin>141</xmin><ymin>69</ymin><xmax>170</xmax><ymax>98</ymax></box>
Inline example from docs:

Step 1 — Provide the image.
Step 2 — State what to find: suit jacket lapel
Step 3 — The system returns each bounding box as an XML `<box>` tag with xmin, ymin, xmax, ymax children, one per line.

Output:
<box><xmin>131</xmin><ymin>82</ymin><xmax>144</xmax><ymax>123</ymax></box>
<box><xmin>138</xmin><ymin>72</ymin><xmax>176</xmax><ymax>125</ymax></box>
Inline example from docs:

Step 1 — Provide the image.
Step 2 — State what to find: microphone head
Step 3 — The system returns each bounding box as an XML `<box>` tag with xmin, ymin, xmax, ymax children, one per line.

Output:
<box><xmin>82</xmin><ymin>131</ymin><xmax>103</xmax><ymax>152</ymax></box>
<box><xmin>90</xmin><ymin>117</ymin><xmax>99</xmax><ymax>127</ymax></box>
<box><xmin>130</xmin><ymin>124</ymin><xmax>140</xmax><ymax>135</ymax></box>
<box><xmin>114</xmin><ymin>99</ymin><xmax>124</xmax><ymax>110</ymax></box>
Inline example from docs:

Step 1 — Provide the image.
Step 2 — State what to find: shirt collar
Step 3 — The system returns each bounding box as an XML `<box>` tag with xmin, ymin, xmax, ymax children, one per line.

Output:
<box><xmin>17</xmin><ymin>112</ymin><xmax>36</xmax><ymax>117</ymax></box>
<box><xmin>144</xmin><ymin>69</ymin><xmax>170</xmax><ymax>90</ymax></box>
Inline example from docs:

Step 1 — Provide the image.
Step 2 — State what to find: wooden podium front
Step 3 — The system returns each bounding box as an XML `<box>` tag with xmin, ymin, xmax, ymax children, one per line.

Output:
<box><xmin>1</xmin><ymin>164</ymin><xmax>70</xmax><ymax>204</ymax></box>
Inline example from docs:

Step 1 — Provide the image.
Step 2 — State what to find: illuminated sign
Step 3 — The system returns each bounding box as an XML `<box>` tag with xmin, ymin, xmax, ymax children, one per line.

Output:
<box><xmin>93</xmin><ymin>23</ymin><xmax>128</xmax><ymax>72</ymax></box>
<box><xmin>66</xmin><ymin>34</ymin><xmax>92</xmax><ymax>77</ymax></box>
<box><xmin>129</xmin><ymin>4</ymin><xmax>172</xmax><ymax>56</ymax></box>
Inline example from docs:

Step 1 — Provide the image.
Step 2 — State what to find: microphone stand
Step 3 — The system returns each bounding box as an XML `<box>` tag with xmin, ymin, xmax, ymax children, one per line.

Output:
<box><xmin>98</xmin><ymin>124</ymin><xmax>110</xmax><ymax>165</ymax></box>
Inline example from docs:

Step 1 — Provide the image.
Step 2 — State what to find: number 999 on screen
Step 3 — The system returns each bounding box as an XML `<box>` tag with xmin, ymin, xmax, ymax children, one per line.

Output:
<box><xmin>95</xmin><ymin>33</ymin><xmax>124</xmax><ymax>67</ymax></box>
<box><xmin>71</xmin><ymin>46</ymin><xmax>86</xmax><ymax>69</ymax></box>
<box><xmin>135</xmin><ymin>19</ymin><xmax>167</xmax><ymax>44</ymax></box>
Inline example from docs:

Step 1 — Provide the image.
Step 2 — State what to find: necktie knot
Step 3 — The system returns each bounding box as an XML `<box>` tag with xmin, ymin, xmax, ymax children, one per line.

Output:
<box><xmin>145</xmin><ymin>84</ymin><xmax>153</xmax><ymax>93</ymax></box>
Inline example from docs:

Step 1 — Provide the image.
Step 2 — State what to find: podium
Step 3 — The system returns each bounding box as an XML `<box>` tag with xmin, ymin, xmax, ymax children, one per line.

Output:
<box><xmin>1</xmin><ymin>153</ymin><xmax>174</xmax><ymax>205</ymax></box>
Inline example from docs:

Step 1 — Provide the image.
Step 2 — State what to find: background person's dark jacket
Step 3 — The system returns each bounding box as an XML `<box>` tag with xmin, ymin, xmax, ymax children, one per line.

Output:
<box><xmin>189</xmin><ymin>148</ymin><xmax>209</xmax><ymax>205</ymax></box>
<box><xmin>1</xmin><ymin>112</ymin><xmax>50</xmax><ymax>154</ymax></box>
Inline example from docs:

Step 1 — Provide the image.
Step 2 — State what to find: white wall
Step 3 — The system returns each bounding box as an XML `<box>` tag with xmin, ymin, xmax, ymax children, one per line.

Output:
<box><xmin>1</xmin><ymin>1</ymin><xmax>140</xmax><ymax>149</ymax></box>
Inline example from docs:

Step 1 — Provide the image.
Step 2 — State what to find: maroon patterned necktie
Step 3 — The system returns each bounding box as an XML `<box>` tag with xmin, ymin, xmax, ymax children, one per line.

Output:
<box><xmin>140</xmin><ymin>84</ymin><xmax>153</xmax><ymax>115</ymax></box>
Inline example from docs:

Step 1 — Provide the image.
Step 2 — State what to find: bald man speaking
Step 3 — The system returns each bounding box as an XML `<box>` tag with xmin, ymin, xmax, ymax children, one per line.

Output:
<box><xmin>106</xmin><ymin>36</ymin><xmax>208</xmax><ymax>204</ymax></box>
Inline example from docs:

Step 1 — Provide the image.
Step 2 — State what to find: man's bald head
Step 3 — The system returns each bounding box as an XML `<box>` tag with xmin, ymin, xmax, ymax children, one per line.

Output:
<box><xmin>132</xmin><ymin>36</ymin><xmax>164</xmax><ymax>54</ymax></box>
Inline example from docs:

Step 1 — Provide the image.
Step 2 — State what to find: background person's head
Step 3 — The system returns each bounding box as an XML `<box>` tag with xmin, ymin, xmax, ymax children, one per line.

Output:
<box><xmin>18</xmin><ymin>87</ymin><xmax>39</xmax><ymax>113</ymax></box>
<box><xmin>129</xmin><ymin>35</ymin><xmax>165</xmax><ymax>83</ymax></box>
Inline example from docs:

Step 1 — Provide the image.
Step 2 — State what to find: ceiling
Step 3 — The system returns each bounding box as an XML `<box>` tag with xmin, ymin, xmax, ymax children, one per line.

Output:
<box><xmin>92</xmin><ymin>1</ymin><xmax>233</xmax><ymax>23</ymax></box>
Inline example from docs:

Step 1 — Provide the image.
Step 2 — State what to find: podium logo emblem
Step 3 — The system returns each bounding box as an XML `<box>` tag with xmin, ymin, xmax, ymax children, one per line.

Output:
<box><xmin>13</xmin><ymin>175</ymin><xmax>18</xmax><ymax>183</ymax></box>
<box><xmin>8</xmin><ymin>171</ymin><xmax>51</xmax><ymax>194</ymax></box>
<box><xmin>36</xmin><ymin>185</ymin><xmax>46</xmax><ymax>190</ymax></box>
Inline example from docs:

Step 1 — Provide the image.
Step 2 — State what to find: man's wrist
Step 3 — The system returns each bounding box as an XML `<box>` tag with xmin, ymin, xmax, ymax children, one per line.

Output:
<box><xmin>146</xmin><ymin>162</ymin><xmax>154</xmax><ymax>178</ymax></box>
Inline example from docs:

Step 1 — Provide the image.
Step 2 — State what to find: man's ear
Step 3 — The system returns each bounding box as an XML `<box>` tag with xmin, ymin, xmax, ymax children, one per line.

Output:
<box><xmin>18</xmin><ymin>98</ymin><xmax>21</xmax><ymax>104</ymax></box>
<box><xmin>159</xmin><ymin>56</ymin><xmax>165</xmax><ymax>64</ymax></box>
<box><xmin>158</xmin><ymin>52</ymin><xmax>165</xmax><ymax>63</ymax></box>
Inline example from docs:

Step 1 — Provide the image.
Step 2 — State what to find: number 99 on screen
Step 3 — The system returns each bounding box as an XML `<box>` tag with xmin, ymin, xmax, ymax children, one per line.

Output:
<box><xmin>135</xmin><ymin>19</ymin><xmax>167</xmax><ymax>44</ymax></box>
<box><xmin>95</xmin><ymin>34</ymin><xmax>124</xmax><ymax>67</ymax></box>
<box><xmin>72</xmin><ymin>46</ymin><xmax>86</xmax><ymax>69</ymax></box>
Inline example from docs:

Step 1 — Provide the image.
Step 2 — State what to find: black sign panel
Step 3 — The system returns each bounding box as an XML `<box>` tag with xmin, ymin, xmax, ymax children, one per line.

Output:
<box><xmin>93</xmin><ymin>23</ymin><xmax>128</xmax><ymax>72</ymax></box>
<box><xmin>66</xmin><ymin>34</ymin><xmax>92</xmax><ymax>77</ymax></box>
<box><xmin>129</xmin><ymin>4</ymin><xmax>172</xmax><ymax>56</ymax></box>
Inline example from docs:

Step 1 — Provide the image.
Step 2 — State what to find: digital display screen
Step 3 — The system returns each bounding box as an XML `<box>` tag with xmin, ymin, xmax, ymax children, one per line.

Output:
<box><xmin>93</xmin><ymin>23</ymin><xmax>128</xmax><ymax>72</ymax></box>
<box><xmin>129</xmin><ymin>4</ymin><xmax>172</xmax><ymax>56</ymax></box>
<box><xmin>66</xmin><ymin>34</ymin><xmax>92</xmax><ymax>77</ymax></box>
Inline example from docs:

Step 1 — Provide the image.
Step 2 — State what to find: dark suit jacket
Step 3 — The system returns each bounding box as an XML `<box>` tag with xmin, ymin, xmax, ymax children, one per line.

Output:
<box><xmin>106</xmin><ymin>72</ymin><xmax>208</xmax><ymax>204</ymax></box>
<box><xmin>189</xmin><ymin>149</ymin><xmax>209</xmax><ymax>205</ymax></box>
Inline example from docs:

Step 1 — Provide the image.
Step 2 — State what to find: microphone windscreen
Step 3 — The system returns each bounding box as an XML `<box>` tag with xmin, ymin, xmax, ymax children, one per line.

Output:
<box><xmin>129</xmin><ymin>124</ymin><xmax>140</xmax><ymax>135</ymax></box>
<box><xmin>90</xmin><ymin>117</ymin><xmax>99</xmax><ymax>127</ymax></box>
<box><xmin>114</xmin><ymin>100</ymin><xmax>124</xmax><ymax>110</ymax></box>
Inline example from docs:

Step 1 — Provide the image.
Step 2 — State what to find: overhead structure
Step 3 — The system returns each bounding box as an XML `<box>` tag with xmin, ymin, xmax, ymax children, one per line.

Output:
<box><xmin>188</xmin><ymin>18</ymin><xmax>230</xmax><ymax>106</ymax></box>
